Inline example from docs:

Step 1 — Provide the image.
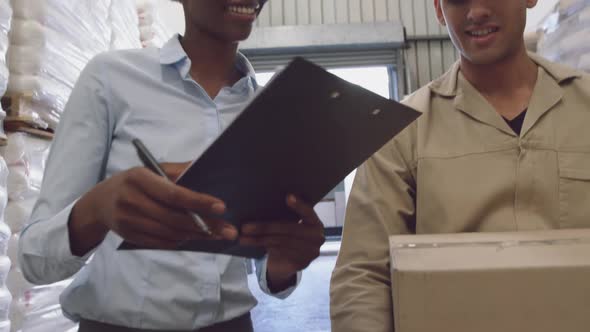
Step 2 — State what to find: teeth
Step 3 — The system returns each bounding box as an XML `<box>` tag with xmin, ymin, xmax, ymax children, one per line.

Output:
<box><xmin>469</xmin><ymin>28</ymin><xmax>496</xmax><ymax>36</ymax></box>
<box><xmin>227</xmin><ymin>5</ymin><xmax>257</xmax><ymax>15</ymax></box>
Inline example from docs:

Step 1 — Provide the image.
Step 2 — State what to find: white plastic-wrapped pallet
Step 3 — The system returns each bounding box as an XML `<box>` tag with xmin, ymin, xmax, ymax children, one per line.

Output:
<box><xmin>0</xmin><ymin>133</ymin><xmax>54</xmax><ymax>332</ymax></box>
<box><xmin>0</xmin><ymin>287</ymin><xmax>11</xmax><ymax>328</ymax></box>
<box><xmin>6</xmin><ymin>234</ymin><xmax>31</xmax><ymax>331</ymax></box>
<box><xmin>537</xmin><ymin>0</ymin><xmax>590</xmax><ymax>72</ymax></box>
<box><xmin>137</xmin><ymin>0</ymin><xmax>173</xmax><ymax>48</ymax></box>
<box><xmin>15</xmin><ymin>280</ymin><xmax>77</xmax><ymax>332</ymax></box>
<box><xmin>0</xmin><ymin>156</ymin><xmax>9</xmax><ymax>260</ymax></box>
<box><xmin>6</xmin><ymin>246</ymin><xmax>78</xmax><ymax>332</ymax></box>
<box><xmin>0</xmin><ymin>155</ymin><xmax>10</xmax><ymax>254</ymax></box>
<box><xmin>0</xmin><ymin>153</ymin><xmax>11</xmax><ymax>332</ymax></box>
<box><xmin>0</xmin><ymin>255</ymin><xmax>8</xmax><ymax>285</ymax></box>
<box><xmin>109</xmin><ymin>0</ymin><xmax>141</xmax><ymax>50</ymax></box>
<box><xmin>137</xmin><ymin>0</ymin><xmax>155</xmax><ymax>47</ymax></box>
<box><xmin>0</xmin><ymin>133</ymin><xmax>50</xmax><ymax>204</ymax></box>
<box><xmin>0</xmin><ymin>133</ymin><xmax>78</xmax><ymax>332</ymax></box>
<box><xmin>3</xmin><ymin>198</ymin><xmax>35</xmax><ymax>235</ymax></box>
<box><xmin>150</xmin><ymin>16</ymin><xmax>173</xmax><ymax>48</ymax></box>
<box><xmin>0</xmin><ymin>155</ymin><xmax>8</xmax><ymax>227</ymax></box>
<box><xmin>6</xmin><ymin>0</ymin><xmax>112</xmax><ymax>130</ymax></box>
<box><xmin>0</xmin><ymin>0</ymin><xmax>10</xmax><ymax>95</ymax></box>
<box><xmin>0</xmin><ymin>0</ymin><xmax>11</xmax><ymax>143</ymax></box>
<box><xmin>0</xmin><ymin>221</ymin><xmax>8</xmax><ymax>259</ymax></box>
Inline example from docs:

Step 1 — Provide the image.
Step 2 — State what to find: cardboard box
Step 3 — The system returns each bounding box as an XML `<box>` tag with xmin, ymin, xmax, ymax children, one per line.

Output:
<box><xmin>390</xmin><ymin>229</ymin><xmax>590</xmax><ymax>332</ymax></box>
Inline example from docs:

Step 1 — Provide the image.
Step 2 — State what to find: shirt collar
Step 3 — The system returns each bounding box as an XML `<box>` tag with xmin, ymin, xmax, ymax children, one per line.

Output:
<box><xmin>428</xmin><ymin>52</ymin><xmax>582</xmax><ymax>98</ymax></box>
<box><xmin>528</xmin><ymin>52</ymin><xmax>582</xmax><ymax>83</ymax></box>
<box><xmin>159</xmin><ymin>34</ymin><xmax>188</xmax><ymax>65</ymax></box>
<box><xmin>235</xmin><ymin>52</ymin><xmax>258</xmax><ymax>84</ymax></box>
<box><xmin>452</xmin><ymin>56</ymin><xmax>573</xmax><ymax>138</ymax></box>
<box><xmin>159</xmin><ymin>34</ymin><xmax>258</xmax><ymax>88</ymax></box>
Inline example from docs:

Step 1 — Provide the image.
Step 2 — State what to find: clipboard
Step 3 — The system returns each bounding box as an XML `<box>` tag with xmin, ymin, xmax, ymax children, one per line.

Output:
<box><xmin>119</xmin><ymin>57</ymin><xmax>421</xmax><ymax>258</ymax></box>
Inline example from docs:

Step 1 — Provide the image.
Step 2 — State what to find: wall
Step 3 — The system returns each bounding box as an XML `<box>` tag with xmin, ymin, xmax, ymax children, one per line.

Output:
<box><xmin>254</xmin><ymin>0</ymin><xmax>560</xmax><ymax>32</ymax></box>
<box><xmin>156</xmin><ymin>0</ymin><xmax>557</xmax><ymax>91</ymax></box>
<box><xmin>256</xmin><ymin>0</ymin><xmax>441</xmax><ymax>34</ymax></box>
<box><xmin>158</xmin><ymin>0</ymin><xmax>560</xmax><ymax>35</ymax></box>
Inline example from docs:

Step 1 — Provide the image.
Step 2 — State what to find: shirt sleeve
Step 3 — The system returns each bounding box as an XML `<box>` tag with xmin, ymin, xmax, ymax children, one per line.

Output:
<box><xmin>18</xmin><ymin>54</ymin><xmax>113</xmax><ymax>285</ymax></box>
<box><xmin>255</xmin><ymin>255</ymin><xmax>301</xmax><ymax>299</ymax></box>
<box><xmin>330</xmin><ymin>122</ymin><xmax>418</xmax><ymax>332</ymax></box>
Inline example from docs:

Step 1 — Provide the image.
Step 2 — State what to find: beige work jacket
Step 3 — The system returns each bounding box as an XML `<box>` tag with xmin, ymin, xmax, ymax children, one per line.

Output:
<box><xmin>330</xmin><ymin>54</ymin><xmax>590</xmax><ymax>332</ymax></box>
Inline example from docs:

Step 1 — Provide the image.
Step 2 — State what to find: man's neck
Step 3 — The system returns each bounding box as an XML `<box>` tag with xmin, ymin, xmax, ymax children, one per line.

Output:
<box><xmin>180</xmin><ymin>29</ymin><xmax>241</xmax><ymax>99</ymax></box>
<box><xmin>459</xmin><ymin>46</ymin><xmax>538</xmax><ymax>120</ymax></box>
<box><xmin>460</xmin><ymin>47</ymin><xmax>538</xmax><ymax>96</ymax></box>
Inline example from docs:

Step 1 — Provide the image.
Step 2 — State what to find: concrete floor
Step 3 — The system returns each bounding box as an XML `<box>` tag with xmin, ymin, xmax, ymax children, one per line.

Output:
<box><xmin>247</xmin><ymin>255</ymin><xmax>337</xmax><ymax>332</ymax></box>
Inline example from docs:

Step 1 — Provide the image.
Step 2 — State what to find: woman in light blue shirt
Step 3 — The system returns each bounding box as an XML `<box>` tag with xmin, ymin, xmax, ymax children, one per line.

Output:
<box><xmin>18</xmin><ymin>1</ymin><xmax>326</xmax><ymax>331</ymax></box>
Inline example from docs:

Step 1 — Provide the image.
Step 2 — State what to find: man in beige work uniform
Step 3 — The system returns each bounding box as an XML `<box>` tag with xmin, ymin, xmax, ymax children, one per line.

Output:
<box><xmin>331</xmin><ymin>0</ymin><xmax>590</xmax><ymax>331</ymax></box>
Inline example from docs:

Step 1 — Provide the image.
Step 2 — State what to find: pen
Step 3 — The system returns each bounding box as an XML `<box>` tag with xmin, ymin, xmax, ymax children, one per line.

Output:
<box><xmin>132</xmin><ymin>138</ymin><xmax>213</xmax><ymax>236</ymax></box>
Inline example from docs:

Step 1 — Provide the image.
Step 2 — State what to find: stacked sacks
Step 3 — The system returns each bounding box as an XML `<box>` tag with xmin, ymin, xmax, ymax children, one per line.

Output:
<box><xmin>150</xmin><ymin>16</ymin><xmax>174</xmax><ymax>48</ymax></box>
<box><xmin>11</xmin><ymin>281</ymin><xmax>77</xmax><ymax>332</ymax></box>
<box><xmin>4</xmin><ymin>235</ymin><xmax>23</xmax><ymax>332</ymax></box>
<box><xmin>537</xmin><ymin>0</ymin><xmax>590</xmax><ymax>72</ymax></box>
<box><xmin>1</xmin><ymin>5</ymin><xmax>20</xmax><ymax>331</ymax></box>
<box><xmin>6</xmin><ymin>0</ymin><xmax>111</xmax><ymax>130</ymax></box>
<box><xmin>0</xmin><ymin>156</ymin><xmax>11</xmax><ymax>332</ymax></box>
<box><xmin>137</xmin><ymin>0</ymin><xmax>173</xmax><ymax>48</ymax></box>
<box><xmin>0</xmin><ymin>0</ymin><xmax>10</xmax><ymax>98</ymax></box>
<box><xmin>2</xmin><ymin>1</ymin><xmax>136</xmax><ymax>330</ymax></box>
<box><xmin>0</xmin><ymin>133</ymin><xmax>49</xmax><ymax>331</ymax></box>
<box><xmin>0</xmin><ymin>133</ymin><xmax>77</xmax><ymax>332</ymax></box>
<box><xmin>109</xmin><ymin>0</ymin><xmax>142</xmax><ymax>50</ymax></box>
<box><xmin>0</xmin><ymin>0</ymin><xmax>11</xmax><ymax>144</ymax></box>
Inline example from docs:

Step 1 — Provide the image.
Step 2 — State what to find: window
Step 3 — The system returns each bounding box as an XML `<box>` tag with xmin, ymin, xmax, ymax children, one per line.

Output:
<box><xmin>256</xmin><ymin>65</ymin><xmax>394</xmax><ymax>237</ymax></box>
<box><xmin>256</xmin><ymin>66</ymin><xmax>391</xmax><ymax>99</ymax></box>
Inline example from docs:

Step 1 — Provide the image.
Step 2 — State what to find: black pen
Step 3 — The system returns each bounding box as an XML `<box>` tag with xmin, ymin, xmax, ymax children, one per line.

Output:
<box><xmin>132</xmin><ymin>138</ymin><xmax>212</xmax><ymax>235</ymax></box>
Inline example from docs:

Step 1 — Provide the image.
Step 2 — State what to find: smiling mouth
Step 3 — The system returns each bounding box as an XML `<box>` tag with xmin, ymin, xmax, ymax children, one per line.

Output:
<box><xmin>226</xmin><ymin>4</ymin><xmax>260</xmax><ymax>16</ymax></box>
<box><xmin>466</xmin><ymin>27</ymin><xmax>499</xmax><ymax>37</ymax></box>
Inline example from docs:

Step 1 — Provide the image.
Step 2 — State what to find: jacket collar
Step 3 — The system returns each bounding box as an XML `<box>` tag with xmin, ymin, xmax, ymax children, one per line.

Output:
<box><xmin>428</xmin><ymin>52</ymin><xmax>582</xmax><ymax>98</ymax></box>
<box><xmin>428</xmin><ymin>52</ymin><xmax>582</xmax><ymax>137</ymax></box>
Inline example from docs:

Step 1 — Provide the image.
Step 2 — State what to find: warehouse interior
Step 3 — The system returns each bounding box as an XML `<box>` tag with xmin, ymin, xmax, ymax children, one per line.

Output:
<box><xmin>0</xmin><ymin>0</ymin><xmax>588</xmax><ymax>331</ymax></box>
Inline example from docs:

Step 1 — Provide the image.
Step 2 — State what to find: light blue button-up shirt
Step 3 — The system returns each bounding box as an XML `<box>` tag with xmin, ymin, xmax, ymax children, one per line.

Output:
<box><xmin>18</xmin><ymin>35</ymin><xmax>300</xmax><ymax>330</ymax></box>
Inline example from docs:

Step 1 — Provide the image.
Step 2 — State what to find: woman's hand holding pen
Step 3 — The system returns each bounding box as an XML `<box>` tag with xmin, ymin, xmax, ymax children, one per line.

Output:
<box><xmin>239</xmin><ymin>195</ymin><xmax>326</xmax><ymax>293</ymax></box>
<box><xmin>68</xmin><ymin>162</ymin><xmax>238</xmax><ymax>257</ymax></box>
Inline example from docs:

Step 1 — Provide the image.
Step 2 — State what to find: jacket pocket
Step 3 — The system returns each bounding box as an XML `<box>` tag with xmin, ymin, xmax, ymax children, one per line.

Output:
<box><xmin>558</xmin><ymin>153</ymin><xmax>590</xmax><ymax>228</ymax></box>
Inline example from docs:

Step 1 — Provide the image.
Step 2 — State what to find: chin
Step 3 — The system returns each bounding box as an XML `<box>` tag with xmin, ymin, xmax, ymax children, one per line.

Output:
<box><xmin>207</xmin><ymin>25</ymin><xmax>253</xmax><ymax>43</ymax></box>
<box><xmin>232</xmin><ymin>32</ymin><xmax>253</xmax><ymax>42</ymax></box>
<box><xmin>461</xmin><ymin>49</ymin><xmax>512</xmax><ymax>66</ymax></box>
<box><xmin>224</xmin><ymin>25</ymin><xmax>254</xmax><ymax>42</ymax></box>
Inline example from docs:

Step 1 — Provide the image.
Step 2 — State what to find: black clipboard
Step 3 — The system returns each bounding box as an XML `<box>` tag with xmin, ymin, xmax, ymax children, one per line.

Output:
<box><xmin>119</xmin><ymin>57</ymin><xmax>421</xmax><ymax>258</ymax></box>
